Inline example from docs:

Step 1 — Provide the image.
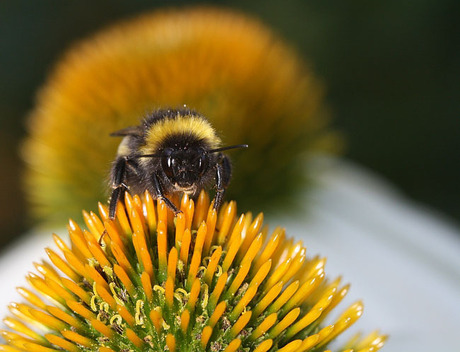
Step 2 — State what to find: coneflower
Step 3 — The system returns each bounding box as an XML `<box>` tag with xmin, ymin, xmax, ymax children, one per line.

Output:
<box><xmin>1</xmin><ymin>192</ymin><xmax>385</xmax><ymax>351</ymax></box>
<box><xmin>22</xmin><ymin>7</ymin><xmax>341</xmax><ymax>226</ymax></box>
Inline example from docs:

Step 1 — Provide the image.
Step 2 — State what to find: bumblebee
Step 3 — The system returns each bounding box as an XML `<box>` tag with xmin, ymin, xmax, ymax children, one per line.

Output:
<box><xmin>109</xmin><ymin>108</ymin><xmax>247</xmax><ymax>219</ymax></box>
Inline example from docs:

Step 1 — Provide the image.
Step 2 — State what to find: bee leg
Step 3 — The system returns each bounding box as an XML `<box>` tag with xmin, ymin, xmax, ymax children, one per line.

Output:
<box><xmin>109</xmin><ymin>157</ymin><xmax>129</xmax><ymax>219</ymax></box>
<box><xmin>109</xmin><ymin>187</ymin><xmax>125</xmax><ymax>219</ymax></box>
<box><xmin>214</xmin><ymin>154</ymin><xmax>232</xmax><ymax>211</ymax></box>
<box><xmin>152</xmin><ymin>173</ymin><xmax>181</xmax><ymax>215</ymax></box>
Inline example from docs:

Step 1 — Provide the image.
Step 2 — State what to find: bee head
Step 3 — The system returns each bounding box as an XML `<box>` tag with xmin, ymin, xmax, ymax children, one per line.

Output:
<box><xmin>161</xmin><ymin>146</ymin><xmax>209</xmax><ymax>189</ymax></box>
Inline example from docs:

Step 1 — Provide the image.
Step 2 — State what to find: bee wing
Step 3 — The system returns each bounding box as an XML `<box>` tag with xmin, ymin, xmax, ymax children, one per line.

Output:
<box><xmin>110</xmin><ymin>126</ymin><xmax>143</xmax><ymax>137</ymax></box>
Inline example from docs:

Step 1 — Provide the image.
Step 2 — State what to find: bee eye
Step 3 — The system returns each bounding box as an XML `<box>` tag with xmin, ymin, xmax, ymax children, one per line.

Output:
<box><xmin>161</xmin><ymin>149</ymin><xmax>175</xmax><ymax>179</ymax></box>
<box><xmin>197</xmin><ymin>153</ymin><xmax>209</xmax><ymax>175</ymax></box>
<box><xmin>161</xmin><ymin>156</ymin><xmax>174</xmax><ymax>179</ymax></box>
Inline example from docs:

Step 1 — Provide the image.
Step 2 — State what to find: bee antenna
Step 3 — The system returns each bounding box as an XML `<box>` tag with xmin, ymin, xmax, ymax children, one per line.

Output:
<box><xmin>208</xmin><ymin>144</ymin><xmax>248</xmax><ymax>153</ymax></box>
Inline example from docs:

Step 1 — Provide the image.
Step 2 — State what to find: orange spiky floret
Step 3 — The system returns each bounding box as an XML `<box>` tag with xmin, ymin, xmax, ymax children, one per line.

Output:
<box><xmin>0</xmin><ymin>191</ymin><xmax>386</xmax><ymax>351</ymax></box>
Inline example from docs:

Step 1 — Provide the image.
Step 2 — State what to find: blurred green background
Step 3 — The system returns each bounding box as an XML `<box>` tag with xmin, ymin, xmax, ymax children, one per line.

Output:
<box><xmin>0</xmin><ymin>0</ymin><xmax>459</xmax><ymax>249</ymax></box>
